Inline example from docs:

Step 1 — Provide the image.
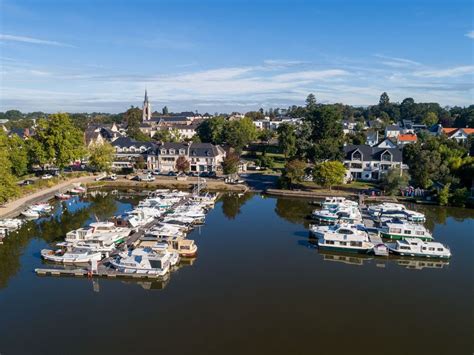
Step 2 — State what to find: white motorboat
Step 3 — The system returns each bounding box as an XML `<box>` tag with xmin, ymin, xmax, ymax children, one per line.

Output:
<box><xmin>313</xmin><ymin>224</ymin><xmax>374</xmax><ymax>254</ymax></box>
<box><xmin>125</xmin><ymin>209</ymin><xmax>155</xmax><ymax>228</ymax></box>
<box><xmin>65</xmin><ymin>221</ymin><xmax>131</xmax><ymax>244</ymax></box>
<box><xmin>150</xmin><ymin>243</ymin><xmax>180</xmax><ymax>266</ymax></box>
<box><xmin>109</xmin><ymin>247</ymin><xmax>171</xmax><ymax>276</ymax></box>
<box><xmin>387</xmin><ymin>238</ymin><xmax>451</xmax><ymax>259</ymax></box>
<box><xmin>41</xmin><ymin>248</ymin><xmax>103</xmax><ymax>264</ymax></box>
<box><xmin>379</xmin><ymin>222</ymin><xmax>433</xmax><ymax>241</ymax></box>
<box><xmin>0</xmin><ymin>218</ymin><xmax>24</xmax><ymax>231</ymax></box>
<box><xmin>312</xmin><ymin>205</ymin><xmax>361</xmax><ymax>224</ymax></box>
<box><xmin>21</xmin><ymin>209</ymin><xmax>41</xmax><ymax>219</ymax></box>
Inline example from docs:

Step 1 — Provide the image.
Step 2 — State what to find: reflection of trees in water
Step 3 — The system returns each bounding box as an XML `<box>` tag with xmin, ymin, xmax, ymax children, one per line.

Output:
<box><xmin>0</xmin><ymin>220</ymin><xmax>38</xmax><ymax>289</ymax></box>
<box><xmin>411</xmin><ymin>205</ymin><xmax>474</xmax><ymax>232</ymax></box>
<box><xmin>87</xmin><ymin>194</ymin><xmax>118</xmax><ymax>221</ymax></box>
<box><xmin>38</xmin><ymin>204</ymin><xmax>91</xmax><ymax>243</ymax></box>
<box><xmin>220</xmin><ymin>193</ymin><xmax>254</xmax><ymax>220</ymax></box>
<box><xmin>274</xmin><ymin>197</ymin><xmax>313</xmax><ymax>226</ymax></box>
<box><xmin>0</xmin><ymin>194</ymin><xmax>123</xmax><ymax>289</ymax></box>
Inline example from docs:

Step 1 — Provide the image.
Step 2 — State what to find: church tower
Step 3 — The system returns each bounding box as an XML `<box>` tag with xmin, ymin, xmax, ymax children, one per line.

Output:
<box><xmin>142</xmin><ymin>89</ymin><xmax>151</xmax><ymax>121</ymax></box>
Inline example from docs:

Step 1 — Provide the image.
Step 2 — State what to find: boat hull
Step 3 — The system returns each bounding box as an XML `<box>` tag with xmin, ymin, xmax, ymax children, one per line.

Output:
<box><xmin>318</xmin><ymin>245</ymin><xmax>372</xmax><ymax>254</ymax></box>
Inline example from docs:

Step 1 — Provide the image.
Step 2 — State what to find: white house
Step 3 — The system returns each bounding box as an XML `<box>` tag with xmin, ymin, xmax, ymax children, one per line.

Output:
<box><xmin>343</xmin><ymin>145</ymin><xmax>405</xmax><ymax>181</ymax></box>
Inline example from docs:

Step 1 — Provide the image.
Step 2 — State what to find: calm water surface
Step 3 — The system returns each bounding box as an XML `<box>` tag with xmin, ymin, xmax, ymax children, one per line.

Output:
<box><xmin>0</xmin><ymin>192</ymin><xmax>473</xmax><ymax>355</ymax></box>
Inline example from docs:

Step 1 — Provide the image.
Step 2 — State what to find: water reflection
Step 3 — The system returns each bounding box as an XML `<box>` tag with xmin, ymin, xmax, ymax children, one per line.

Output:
<box><xmin>274</xmin><ymin>197</ymin><xmax>313</xmax><ymax>226</ymax></box>
<box><xmin>220</xmin><ymin>192</ymin><xmax>253</xmax><ymax>219</ymax></box>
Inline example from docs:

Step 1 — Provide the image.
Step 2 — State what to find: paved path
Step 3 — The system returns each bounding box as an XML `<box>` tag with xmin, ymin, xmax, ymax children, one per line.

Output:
<box><xmin>0</xmin><ymin>175</ymin><xmax>96</xmax><ymax>219</ymax></box>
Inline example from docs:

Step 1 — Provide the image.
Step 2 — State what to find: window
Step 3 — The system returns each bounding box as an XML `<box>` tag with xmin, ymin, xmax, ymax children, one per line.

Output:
<box><xmin>326</xmin><ymin>240</ymin><xmax>335</xmax><ymax>245</ymax></box>
<box><xmin>169</xmin><ymin>149</ymin><xmax>175</xmax><ymax>154</ymax></box>
<box><xmin>161</xmin><ymin>149</ymin><xmax>166</xmax><ymax>154</ymax></box>
<box><xmin>340</xmin><ymin>242</ymin><xmax>347</xmax><ymax>246</ymax></box>
<box><xmin>337</xmin><ymin>229</ymin><xmax>354</xmax><ymax>235</ymax></box>
<box><xmin>416</xmin><ymin>231</ymin><xmax>424</xmax><ymax>235</ymax></box>
<box><xmin>381</xmin><ymin>152</ymin><xmax>391</xmax><ymax>161</ymax></box>
<box><xmin>400</xmin><ymin>246</ymin><xmax>411</xmax><ymax>250</ymax></box>
<box><xmin>391</xmin><ymin>228</ymin><xmax>402</xmax><ymax>234</ymax></box>
<box><xmin>352</xmin><ymin>151</ymin><xmax>362</xmax><ymax>160</ymax></box>
<box><xmin>404</xmin><ymin>230</ymin><xmax>411</xmax><ymax>235</ymax></box>
<box><xmin>429</xmin><ymin>247</ymin><xmax>435</xmax><ymax>251</ymax></box>
<box><xmin>437</xmin><ymin>248</ymin><xmax>444</xmax><ymax>251</ymax></box>
<box><xmin>179</xmin><ymin>149</ymin><xmax>185</xmax><ymax>155</ymax></box>
<box><xmin>350</xmin><ymin>241</ymin><xmax>362</xmax><ymax>247</ymax></box>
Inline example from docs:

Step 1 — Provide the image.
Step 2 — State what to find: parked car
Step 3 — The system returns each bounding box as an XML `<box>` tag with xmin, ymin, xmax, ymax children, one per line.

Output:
<box><xmin>41</xmin><ymin>174</ymin><xmax>53</xmax><ymax>180</ymax></box>
<box><xmin>139</xmin><ymin>174</ymin><xmax>155</xmax><ymax>182</ymax></box>
<box><xmin>187</xmin><ymin>171</ymin><xmax>198</xmax><ymax>177</ymax></box>
<box><xmin>167</xmin><ymin>171</ymin><xmax>177</xmax><ymax>177</ymax></box>
<box><xmin>151</xmin><ymin>169</ymin><xmax>161</xmax><ymax>175</ymax></box>
<box><xmin>363</xmin><ymin>188</ymin><xmax>382</xmax><ymax>196</ymax></box>
<box><xmin>208</xmin><ymin>171</ymin><xmax>217</xmax><ymax>178</ymax></box>
<box><xmin>19</xmin><ymin>179</ymin><xmax>35</xmax><ymax>186</ymax></box>
<box><xmin>200</xmin><ymin>172</ymin><xmax>209</xmax><ymax>178</ymax></box>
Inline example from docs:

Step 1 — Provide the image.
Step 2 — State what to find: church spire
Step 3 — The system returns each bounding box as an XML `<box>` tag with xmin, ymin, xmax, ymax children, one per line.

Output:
<box><xmin>142</xmin><ymin>89</ymin><xmax>151</xmax><ymax>121</ymax></box>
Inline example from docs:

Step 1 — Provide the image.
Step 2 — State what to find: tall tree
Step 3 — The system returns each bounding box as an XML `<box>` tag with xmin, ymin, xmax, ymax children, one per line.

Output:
<box><xmin>26</xmin><ymin>138</ymin><xmax>47</xmax><ymax>170</ymax></box>
<box><xmin>305</xmin><ymin>93</ymin><xmax>317</xmax><ymax>110</ymax></box>
<box><xmin>175</xmin><ymin>155</ymin><xmax>190</xmax><ymax>173</ymax></box>
<box><xmin>8</xmin><ymin>135</ymin><xmax>28</xmax><ymax>177</ymax></box>
<box><xmin>281</xmin><ymin>159</ymin><xmax>306</xmax><ymax>189</ymax></box>
<box><xmin>305</xmin><ymin>105</ymin><xmax>344</xmax><ymax>161</ymax></box>
<box><xmin>380</xmin><ymin>168</ymin><xmax>410</xmax><ymax>195</ymax></box>
<box><xmin>162</xmin><ymin>106</ymin><xmax>169</xmax><ymax>115</ymax></box>
<box><xmin>222</xmin><ymin>152</ymin><xmax>240</xmax><ymax>175</ymax></box>
<box><xmin>34</xmin><ymin>113</ymin><xmax>86</xmax><ymax>169</ymax></box>
<box><xmin>196</xmin><ymin>116</ymin><xmax>226</xmax><ymax>144</ymax></box>
<box><xmin>312</xmin><ymin>161</ymin><xmax>346</xmax><ymax>190</ymax></box>
<box><xmin>379</xmin><ymin>92</ymin><xmax>390</xmax><ymax>110</ymax></box>
<box><xmin>88</xmin><ymin>142</ymin><xmax>115</xmax><ymax>173</ymax></box>
<box><xmin>0</xmin><ymin>131</ymin><xmax>19</xmax><ymax>204</ymax></box>
<box><xmin>224</xmin><ymin>117</ymin><xmax>257</xmax><ymax>152</ymax></box>
<box><xmin>277</xmin><ymin>123</ymin><xmax>297</xmax><ymax>158</ymax></box>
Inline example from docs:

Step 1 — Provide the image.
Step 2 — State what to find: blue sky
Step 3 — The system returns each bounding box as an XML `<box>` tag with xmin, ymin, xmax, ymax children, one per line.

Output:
<box><xmin>0</xmin><ymin>0</ymin><xmax>473</xmax><ymax>113</ymax></box>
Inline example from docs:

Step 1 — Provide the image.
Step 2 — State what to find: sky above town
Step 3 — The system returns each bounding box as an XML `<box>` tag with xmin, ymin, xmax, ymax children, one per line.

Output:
<box><xmin>0</xmin><ymin>0</ymin><xmax>473</xmax><ymax>113</ymax></box>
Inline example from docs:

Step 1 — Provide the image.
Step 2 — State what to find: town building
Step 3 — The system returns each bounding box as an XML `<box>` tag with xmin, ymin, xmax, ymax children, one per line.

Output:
<box><xmin>441</xmin><ymin>127</ymin><xmax>474</xmax><ymax>143</ymax></box>
<box><xmin>366</xmin><ymin>131</ymin><xmax>379</xmax><ymax>146</ymax></box>
<box><xmin>397</xmin><ymin>133</ymin><xmax>418</xmax><ymax>146</ymax></box>
<box><xmin>111</xmin><ymin>137</ymin><xmax>225</xmax><ymax>172</ymax></box>
<box><xmin>84</xmin><ymin>123</ymin><xmax>123</xmax><ymax>147</ymax></box>
<box><xmin>343</xmin><ymin>144</ymin><xmax>405</xmax><ymax>181</ymax></box>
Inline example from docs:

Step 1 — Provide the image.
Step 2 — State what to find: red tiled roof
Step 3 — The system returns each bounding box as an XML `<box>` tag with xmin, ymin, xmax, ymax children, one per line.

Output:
<box><xmin>442</xmin><ymin>127</ymin><xmax>474</xmax><ymax>136</ymax></box>
<box><xmin>398</xmin><ymin>133</ymin><xmax>417</xmax><ymax>142</ymax></box>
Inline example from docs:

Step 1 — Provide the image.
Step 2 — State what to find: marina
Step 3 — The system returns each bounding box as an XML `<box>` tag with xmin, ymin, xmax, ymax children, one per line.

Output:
<box><xmin>0</xmin><ymin>191</ymin><xmax>472</xmax><ymax>355</ymax></box>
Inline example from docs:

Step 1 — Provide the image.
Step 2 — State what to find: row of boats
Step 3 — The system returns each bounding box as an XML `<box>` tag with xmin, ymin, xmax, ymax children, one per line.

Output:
<box><xmin>309</xmin><ymin>197</ymin><xmax>452</xmax><ymax>259</ymax></box>
<box><xmin>40</xmin><ymin>189</ymin><xmax>218</xmax><ymax>276</ymax></box>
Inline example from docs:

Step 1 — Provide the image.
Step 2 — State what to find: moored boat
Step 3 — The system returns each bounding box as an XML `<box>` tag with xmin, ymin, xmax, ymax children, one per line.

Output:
<box><xmin>386</xmin><ymin>238</ymin><xmax>451</xmax><ymax>259</ymax></box>
<box><xmin>313</xmin><ymin>224</ymin><xmax>374</xmax><ymax>254</ymax></box>
<box><xmin>41</xmin><ymin>248</ymin><xmax>103</xmax><ymax>264</ymax></box>
<box><xmin>379</xmin><ymin>222</ymin><xmax>433</xmax><ymax>241</ymax></box>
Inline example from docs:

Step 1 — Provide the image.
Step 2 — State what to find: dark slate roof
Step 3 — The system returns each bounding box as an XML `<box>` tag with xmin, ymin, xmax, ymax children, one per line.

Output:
<box><xmin>366</xmin><ymin>131</ymin><xmax>378</xmax><ymax>141</ymax></box>
<box><xmin>189</xmin><ymin>143</ymin><xmax>221</xmax><ymax>157</ymax></box>
<box><xmin>386</xmin><ymin>124</ymin><xmax>402</xmax><ymax>131</ymax></box>
<box><xmin>344</xmin><ymin>144</ymin><xmax>402</xmax><ymax>162</ymax></box>
<box><xmin>112</xmin><ymin>137</ymin><xmax>155</xmax><ymax>149</ymax></box>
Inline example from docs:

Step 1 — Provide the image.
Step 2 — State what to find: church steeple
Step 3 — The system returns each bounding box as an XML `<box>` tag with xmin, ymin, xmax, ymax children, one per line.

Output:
<box><xmin>142</xmin><ymin>89</ymin><xmax>151</xmax><ymax>121</ymax></box>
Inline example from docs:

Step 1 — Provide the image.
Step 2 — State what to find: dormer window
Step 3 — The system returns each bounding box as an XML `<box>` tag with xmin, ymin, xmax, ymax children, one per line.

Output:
<box><xmin>122</xmin><ymin>147</ymin><xmax>128</xmax><ymax>152</ymax></box>
<box><xmin>192</xmin><ymin>150</ymin><xmax>197</xmax><ymax>156</ymax></box>
<box><xmin>352</xmin><ymin>151</ymin><xmax>362</xmax><ymax>161</ymax></box>
<box><xmin>205</xmin><ymin>150</ymin><xmax>210</xmax><ymax>156</ymax></box>
<box><xmin>169</xmin><ymin>149</ymin><xmax>175</xmax><ymax>154</ymax></box>
<box><xmin>179</xmin><ymin>149</ymin><xmax>185</xmax><ymax>155</ymax></box>
<box><xmin>129</xmin><ymin>146</ymin><xmax>135</xmax><ymax>152</ymax></box>
<box><xmin>161</xmin><ymin>149</ymin><xmax>166</xmax><ymax>154</ymax></box>
<box><xmin>381</xmin><ymin>151</ymin><xmax>392</xmax><ymax>161</ymax></box>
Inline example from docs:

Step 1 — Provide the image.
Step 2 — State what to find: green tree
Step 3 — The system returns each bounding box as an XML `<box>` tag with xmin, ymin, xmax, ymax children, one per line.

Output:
<box><xmin>224</xmin><ymin>117</ymin><xmax>257</xmax><ymax>152</ymax></box>
<box><xmin>422</xmin><ymin>111</ymin><xmax>438</xmax><ymax>127</ymax></box>
<box><xmin>8</xmin><ymin>135</ymin><xmax>28</xmax><ymax>177</ymax></box>
<box><xmin>196</xmin><ymin>116</ymin><xmax>226</xmax><ymax>144</ymax></box>
<box><xmin>25</xmin><ymin>138</ymin><xmax>47</xmax><ymax>170</ymax></box>
<box><xmin>35</xmin><ymin>113</ymin><xmax>85</xmax><ymax>169</ymax></box>
<box><xmin>281</xmin><ymin>159</ymin><xmax>306</xmax><ymax>189</ymax></box>
<box><xmin>0</xmin><ymin>131</ymin><xmax>19</xmax><ymax>204</ymax></box>
<box><xmin>379</xmin><ymin>92</ymin><xmax>390</xmax><ymax>110</ymax></box>
<box><xmin>438</xmin><ymin>183</ymin><xmax>450</xmax><ymax>206</ymax></box>
<box><xmin>88</xmin><ymin>142</ymin><xmax>115</xmax><ymax>173</ymax></box>
<box><xmin>380</xmin><ymin>168</ymin><xmax>410</xmax><ymax>195</ymax></box>
<box><xmin>175</xmin><ymin>155</ymin><xmax>190</xmax><ymax>173</ymax></box>
<box><xmin>222</xmin><ymin>152</ymin><xmax>240</xmax><ymax>175</ymax></box>
<box><xmin>305</xmin><ymin>93</ymin><xmax>317</xmax><ymax>110</ymax></box>
<box><xmin>312</xmin><ymin>161</ymin><xmax>346</xmax><ymax>190</ymax></box>
<box><xmin>244</xmin><ymin>111</ymin><xmax>265</xmax><ymax>121</ymax></box>
<box><xmin>162</xmin><ymin>106</ymin><xmax>169</xmax><ymax>115</ymax></box>
<box><xmin>153</xmin><ymin>129</ymin><xmax>172</xmax><ymax>142</ymax></box>
<box><xmin>258</xmin><ymin>129</ymin><xmax>275</xmax><ymax>144</ymax></box>
<box><xmin>277</xmin><ymin>123</ymin><xmax>297</xmax><ymax>158</ymax></box>
<box><xmin>450</xmin><ymin>188</ymin><xmax>468</xmax><ymax>207</ymax></box>
<box><xmin>256</xmin><ymin>155</ymin><xmax>274</xmax><ymax>169</ymax></box>
<box><xmin>305</xmin><ymin>105</ymin><xmax>344</xmax><ymax>161</ymax></box>
<box><xmin>124</xmin><ymin>107</ymin><xmax>150</xmax><ymax>141</ymax></box>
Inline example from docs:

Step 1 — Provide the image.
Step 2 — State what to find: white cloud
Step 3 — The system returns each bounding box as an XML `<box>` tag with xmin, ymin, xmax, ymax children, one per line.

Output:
<box><xmin>414</xmin><ymin>65</ymin><xmax>474</xmax><ymax>78</ymax></box>
<box><xmin>0</xmin><ymin>34</ymin><xmax>74</xmax><ymax>47</ymax></box>
<box><xmin>465</xmin><ymin>31</ymin><xmax>474</xmax><ymax>39</ymax></box>
<box><xmin>374</xmin><ymin>54</ymin><xmax>421</xmax><ymax>68</ymax></box>
<box><xmin>273</xmin><ymin>69</ymin><xmax>349</xmax><ymax>82</ymax></box>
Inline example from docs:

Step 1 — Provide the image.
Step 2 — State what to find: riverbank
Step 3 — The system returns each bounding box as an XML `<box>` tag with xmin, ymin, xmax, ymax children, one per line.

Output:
<box><xmin>0</xmin><ymin>176</ymin><xmax>247</xmax><ymax>219</ymax></box>
<box><xmin>0</xmin><ymin>175</ymin><xmax>96</xmax><ymax>218</ymax></box>
<box><xmin>87</xmin><ymin>178</ymin><xmax>248</xmax><ymax>192</ymax></box>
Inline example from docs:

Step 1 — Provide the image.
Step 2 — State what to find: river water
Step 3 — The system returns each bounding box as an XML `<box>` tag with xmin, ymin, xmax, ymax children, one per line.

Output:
<box><xmin>0</xmin><ymin>192</ymin><xmax>472</xmax><ymax>355</ymax></box>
